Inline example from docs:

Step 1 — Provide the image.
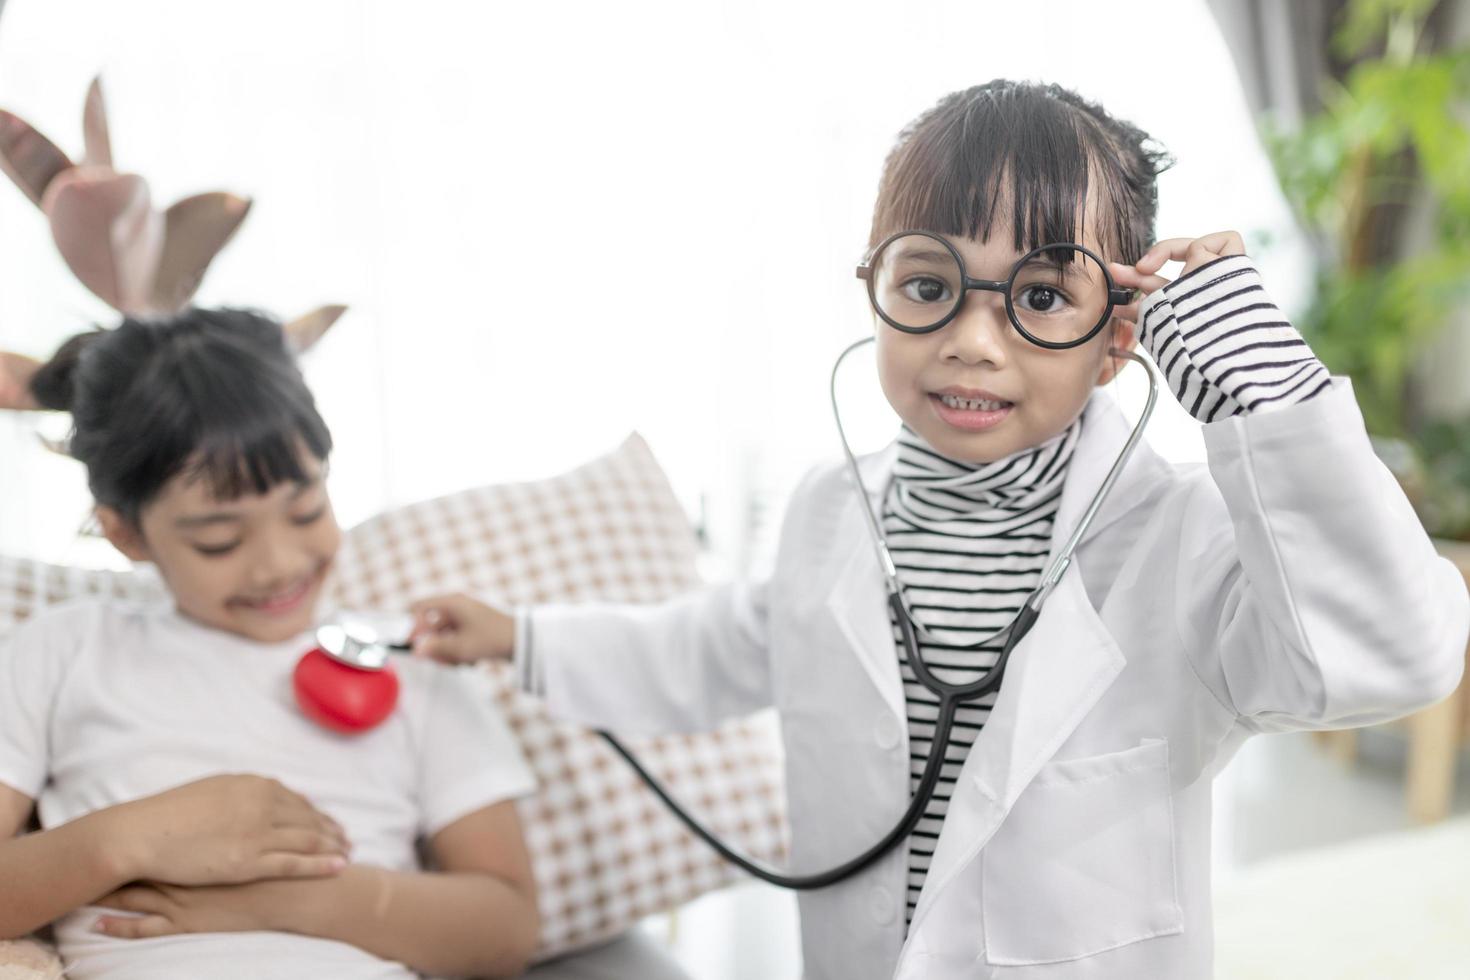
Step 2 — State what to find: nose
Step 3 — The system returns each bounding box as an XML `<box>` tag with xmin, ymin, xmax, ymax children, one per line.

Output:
<box><xmin>247</xmin><ymin>533</ymin><xmax>308</xmax><ymax>591</ymax></box>
<box><xmin>938</xmin><ymin>290</ymin><xmax>1011</xmax><ymax>367</ymax></box>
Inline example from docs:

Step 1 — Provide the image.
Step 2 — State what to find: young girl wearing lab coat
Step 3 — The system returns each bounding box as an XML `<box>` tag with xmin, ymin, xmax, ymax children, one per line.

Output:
<box><xmin>410</xmin><ymin>80</ymin><xmax>1470</xmax><ymax>979</ymax></box>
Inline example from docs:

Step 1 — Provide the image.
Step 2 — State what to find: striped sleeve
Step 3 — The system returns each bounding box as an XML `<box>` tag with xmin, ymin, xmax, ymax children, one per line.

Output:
<box><xmin>1135</xmin><ymin>254</ymin><xmax>1334</xmax><ymax>422</ymax></box>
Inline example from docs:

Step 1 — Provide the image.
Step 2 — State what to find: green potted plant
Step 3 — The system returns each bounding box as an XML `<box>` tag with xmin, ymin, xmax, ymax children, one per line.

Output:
<box><xmin>1262</xmin><ymin>0</ymin><xmax>1470</xmax><ymax>552</ymax></box>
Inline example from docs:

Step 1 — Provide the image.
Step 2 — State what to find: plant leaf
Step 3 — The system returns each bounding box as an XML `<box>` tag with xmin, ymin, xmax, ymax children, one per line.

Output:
<box><xmin>0</xmin><ymin>110</ymin><xmax>73</xmax><ymax>207</ymax></box>
<box><xmin>150</xmin><ymin>192</ymin><xmax>252</xmax><ymax>312</ymax></box>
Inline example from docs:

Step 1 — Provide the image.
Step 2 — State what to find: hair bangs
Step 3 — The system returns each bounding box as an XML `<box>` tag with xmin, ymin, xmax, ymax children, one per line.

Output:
<box><xmin>181</xmin><ymin>353</ymin><xmax>332</xmax><ymax>503</ymax></box>
<box><xmin>869</xmin><ymin>81</ymin><xmax>1172</xmax><ymax>265</ymax></box>
<box><xmin>70</xmin><ymin>309</ymin><xmax>334</xmax><ymax>522</ymax></box>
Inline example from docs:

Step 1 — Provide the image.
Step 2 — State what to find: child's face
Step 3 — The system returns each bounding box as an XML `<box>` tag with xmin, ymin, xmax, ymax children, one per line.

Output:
<box><xmin>100</xmin><ymin>453</ymin><xmax>341</xmax><ymax>644</ymax></box>
<box><xmin>873</xmin><ymin>224</ymin><xmax>1135</xmax><ymax>464</ymax></box>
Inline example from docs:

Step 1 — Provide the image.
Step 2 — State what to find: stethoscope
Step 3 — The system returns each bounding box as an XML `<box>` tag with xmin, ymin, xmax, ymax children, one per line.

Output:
<box><xmin>294</xmin><ymin>618</ymin><xmax>411</xmax><ymax>735</ymax></box>
<box><xmin>598</xmin><ymin>341</ymin><xmax>1159</xmax><ymax>890</ymax></box>
<box><xmin>303</xmin><ymin>341</ymin><xmax>1159</xmax><ymax>889</ymax></box>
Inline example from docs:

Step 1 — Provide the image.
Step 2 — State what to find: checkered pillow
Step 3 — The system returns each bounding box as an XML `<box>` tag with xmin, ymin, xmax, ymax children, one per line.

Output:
<box><xmin>0</xmin><ymin>555</ymin><xmax>164</xmax><ymax>633</ymax></box>
<box><xmin>0</xmin><ymin>433</ymin><xmax>787</xmax><ymax>961</ymax></box>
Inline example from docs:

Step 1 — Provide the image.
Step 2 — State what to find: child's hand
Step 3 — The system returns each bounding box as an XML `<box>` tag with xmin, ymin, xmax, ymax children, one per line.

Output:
<box><xmin>91</xmin><ymin>866</ymin><xmax>371</xmax><ymax>940</ymax></box>
<box><xmin>107</xmin><ymin>774</ymin><xmax>350</xmax><ymax>886</ymax></box>
<box><xmin>408</xmin><ymin>593</ymin><xmax>516</xmax><ymax>664</ymax></box>
<box><xmin>91</xmin><ymin>877</ymin><xmax>283</xmax><ymax>939</ymax></box>
<box><xmin>1108</xmin><ymin>231</ymin><xmax>1247</xmax><ymax>325</ymax></box>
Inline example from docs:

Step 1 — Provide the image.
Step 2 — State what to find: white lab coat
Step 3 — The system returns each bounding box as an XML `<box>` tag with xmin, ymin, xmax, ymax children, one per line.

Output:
<box><xmin>524</xmin><ymin>378</ymin><xmax>1469</xmax><ymax>979</ymax></box>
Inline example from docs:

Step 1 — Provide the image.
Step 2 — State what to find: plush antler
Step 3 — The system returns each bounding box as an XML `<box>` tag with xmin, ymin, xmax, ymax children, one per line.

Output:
<box><xmin>0</xmin><ymin>76</ymin><xmax>251</xmax><ymax>316</ymax></box>
<box><xmin>0</xmin><ymin>351</ymin><xmax>41</xmax><ymax>411</ymax></box>
<box><xmin>0</xmin><ymin>77</ymin><xmax>348</xmax><ymax>421</ymax></box>
<box><xmin>151</xmin><ymin>192</ymin><xmax>252</xmax><ymax>313</ymax></box>
<box><xmin>81</xmin><ymin>76</ymin><xmax>111</xmax><ymax>169</ymax></box>
<box><xmin>0</xmin><ymin>108</ymin><xmax>71</xmax><ymax>207</ymax></box>
<box><xmin>283</xmin><ymin>304</ymin><xmax>348</xmax><ymax>354</ymax></box>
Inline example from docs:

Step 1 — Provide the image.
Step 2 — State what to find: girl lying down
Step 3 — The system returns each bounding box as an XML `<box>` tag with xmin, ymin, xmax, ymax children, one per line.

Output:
<box><xmin>0</xmin><ymin>308</ymin><xmax>540</xmax><ymax>980</ymax></box>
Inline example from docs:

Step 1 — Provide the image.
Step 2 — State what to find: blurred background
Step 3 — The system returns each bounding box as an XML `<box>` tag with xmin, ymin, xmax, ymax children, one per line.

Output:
<box><xmin>0</xmin><ymin>0</ymin><xmax>1467</xmax><ymax>976</ymax></box>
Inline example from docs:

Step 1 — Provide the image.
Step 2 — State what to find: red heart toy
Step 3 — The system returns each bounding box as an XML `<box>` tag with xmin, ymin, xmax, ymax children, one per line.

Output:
<box><xmin>293</xmin><ymin>647</ymin><xmax>399</xmax><ymax>734</ymax></box>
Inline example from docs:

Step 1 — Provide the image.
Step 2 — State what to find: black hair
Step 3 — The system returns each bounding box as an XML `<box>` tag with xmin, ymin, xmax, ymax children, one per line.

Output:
<box><xmin>29</xmin><ymin>308</ymin><xmax>333</xmax><ymax>526</ymax></box>
<box><xmin>869</xmin><ymin>80</ymin><xmax>1173</xmax><ymax>265</ymax></box>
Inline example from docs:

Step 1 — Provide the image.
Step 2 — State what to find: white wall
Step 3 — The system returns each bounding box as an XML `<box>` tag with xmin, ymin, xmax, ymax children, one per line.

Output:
<box><xmin>0</xmin><ymin>0</ymin><xmax>1314</xmax><ymax>577</ymax></box>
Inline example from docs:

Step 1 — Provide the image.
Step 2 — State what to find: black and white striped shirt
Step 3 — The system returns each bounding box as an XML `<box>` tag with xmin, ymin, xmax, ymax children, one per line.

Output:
<box><xmin>892</xmin><ymin>253</ymin><xmax>1330</xmax><ymax>924</ymax></box>
<box><xmin>1137</xmin><ymin>254</ymin><xmax>1333</xmax><ymax>419</ymax></box>
<box><xmin>885</xmin><ymin>420</ymin><xmax>1080</xmax><ymax>925</ymax></box>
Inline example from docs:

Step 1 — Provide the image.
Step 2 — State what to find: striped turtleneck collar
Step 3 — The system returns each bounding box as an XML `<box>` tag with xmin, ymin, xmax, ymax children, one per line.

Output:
<box><xmin>888</xmin><ymin>418</ymin><xmax>1083</xmax><ymax>524</ymax></box>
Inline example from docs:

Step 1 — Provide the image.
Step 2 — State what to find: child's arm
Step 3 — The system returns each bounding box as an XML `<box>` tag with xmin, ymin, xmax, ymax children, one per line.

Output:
<box><xmin>94</xmin><ymin>662</ymin><xmax>541</xmax><ymax>977</ymax></box>
<box><xmin>1111</xmin><ymin>232</ymin><xmax>1334</xmax><ymax>420</ymax></box>
<box><xmin>406</xmin><ymin>470</ymin><xmax>833</xmax><ymax>739</ymax></box>
<box><xmin>94</xmin><ymin>801</ymin><xmax>539</xmax><ymax>978</ymax></box>
<box><xmin>1113</xmin><ymin>233</ymin><xmax>1468</xmax><ymax>729</ymax></box>
<box><xmin>0</xmin><ymin>782</ymin><xmax>131</xmax><ymax>940</ymax></box>
<box><xmin>286</xmin><ymin>800</ymin><xmax>539</xmax><ymax>978</ymax></box>
<box><xmin>409</xmin><ymin>577</ymin><xmax>776</xmax><ymax>736</ymax></box>
<box><xmin>0</xmin><ymin>774</ymin><xmax>350</xmax><ymax>940</ymax></box>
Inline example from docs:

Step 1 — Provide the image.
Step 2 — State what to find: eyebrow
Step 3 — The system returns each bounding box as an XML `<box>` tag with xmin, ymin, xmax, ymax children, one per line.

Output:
<box><xmin>890</xmin><ymin>248</ymin><xmax>961</xmax><ymax>265</ymax></box>
<box><xmin>290</xmin><ymin>476</ymin><xmax>323</xmax><ymax>499</ymax></box>
<box><xmin>175</xmin><ymin>512</ymin><xmax>242</xmax><ymax>529</ymax></box>
<box><xmin>890</xmin><ymin>246</ymin><xmax>1089</xmax><ymax>281</ymax></box>
<box><xmin>1018</xmin><ymin>256</ymin><xmax>1089</xmax><ymax>279</ymax></box>
<box><xmin>173</xmin><ymin>477</ymin><xmax>322</xmax><ymax>529</ymax></box>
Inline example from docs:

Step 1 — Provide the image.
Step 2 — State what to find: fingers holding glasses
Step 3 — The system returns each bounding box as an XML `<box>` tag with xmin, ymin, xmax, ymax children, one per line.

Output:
<box><xmin>1106</xmin><ymin>264</ymin><xmax>1162</xmax><ymax>326</ymax></box>
<box><xmin>1135</xmin><ymin>232</ymin><xmax>1247</xmax><ymax>280</ymax></box>
<box><xmin>1108</xmin><ymin>231</ymin><xmax>1249</xmax><ymax>323</ymax></box>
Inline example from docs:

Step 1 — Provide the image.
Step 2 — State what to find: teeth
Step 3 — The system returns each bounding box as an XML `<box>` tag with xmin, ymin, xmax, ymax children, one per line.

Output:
<box><xmin>940</xmin><ymin>394</ymin><xmax>1008</xmax><ymax>411</ymax></box>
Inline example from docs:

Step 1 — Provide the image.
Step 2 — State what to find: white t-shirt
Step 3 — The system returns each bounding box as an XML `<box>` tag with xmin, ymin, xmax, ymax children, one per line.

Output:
<box><xmin>0</xmin><ymin>598</ymin><xmax>537</xmax><ymax>980</ymax></box>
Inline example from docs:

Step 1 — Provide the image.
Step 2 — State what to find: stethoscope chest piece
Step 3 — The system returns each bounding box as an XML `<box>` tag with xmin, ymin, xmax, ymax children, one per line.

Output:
<box><xmin>293</xmin><ymin>621</ymin><xmax>402</xmax><ymax>735</ymax></box>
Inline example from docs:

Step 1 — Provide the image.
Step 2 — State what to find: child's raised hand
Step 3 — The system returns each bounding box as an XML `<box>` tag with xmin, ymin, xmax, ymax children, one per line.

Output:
<box><xmin>1108</xmin><ymin>231</ymin><xmax>1247</xmax><ymax>325</ymax></box>
<box><xmin>408</xmin><ymin>593</ymin><xmax>516</xmax><ymax>665</ymax></box>
<box><xmin>107</xmin><ymin>774</ymin><xmax>350</xmax><ymax>886</ymax></box>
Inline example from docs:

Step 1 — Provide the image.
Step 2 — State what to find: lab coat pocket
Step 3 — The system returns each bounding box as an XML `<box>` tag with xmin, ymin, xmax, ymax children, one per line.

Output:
<box><xmin>981</xmin><ymin>737</ymin><xmax>1183</xmax><ymax>966</ymax></box>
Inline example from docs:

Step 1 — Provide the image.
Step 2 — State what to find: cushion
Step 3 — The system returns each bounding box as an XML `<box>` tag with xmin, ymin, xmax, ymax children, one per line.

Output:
<box><xmin>0</xmin><ymin>433</ymin><xmax>787</xmax><ymax>961</ymax></box>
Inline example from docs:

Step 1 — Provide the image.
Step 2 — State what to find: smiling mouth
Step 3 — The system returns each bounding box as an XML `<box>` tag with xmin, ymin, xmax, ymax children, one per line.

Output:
<box><xmin>232</xmin><ymin>570</ymin><xmax>321</xmax><ymax>614</ymax></box>
<box><xmin>936</xmin><ymin>393</ymin><xmax>1013</xmax><ymax>411</ymax></box>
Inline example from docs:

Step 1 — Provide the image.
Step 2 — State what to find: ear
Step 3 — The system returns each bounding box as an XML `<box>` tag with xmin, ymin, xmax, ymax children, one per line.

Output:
<box><xmin>1095</xmin><ymin>317</ymin><xmax>1138</xmax><ymax>387</ymax></box>
<box><xmin>96</xmin><ymin>506</ymin><xmax>151</xmax><ymax>562</ymax></box>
